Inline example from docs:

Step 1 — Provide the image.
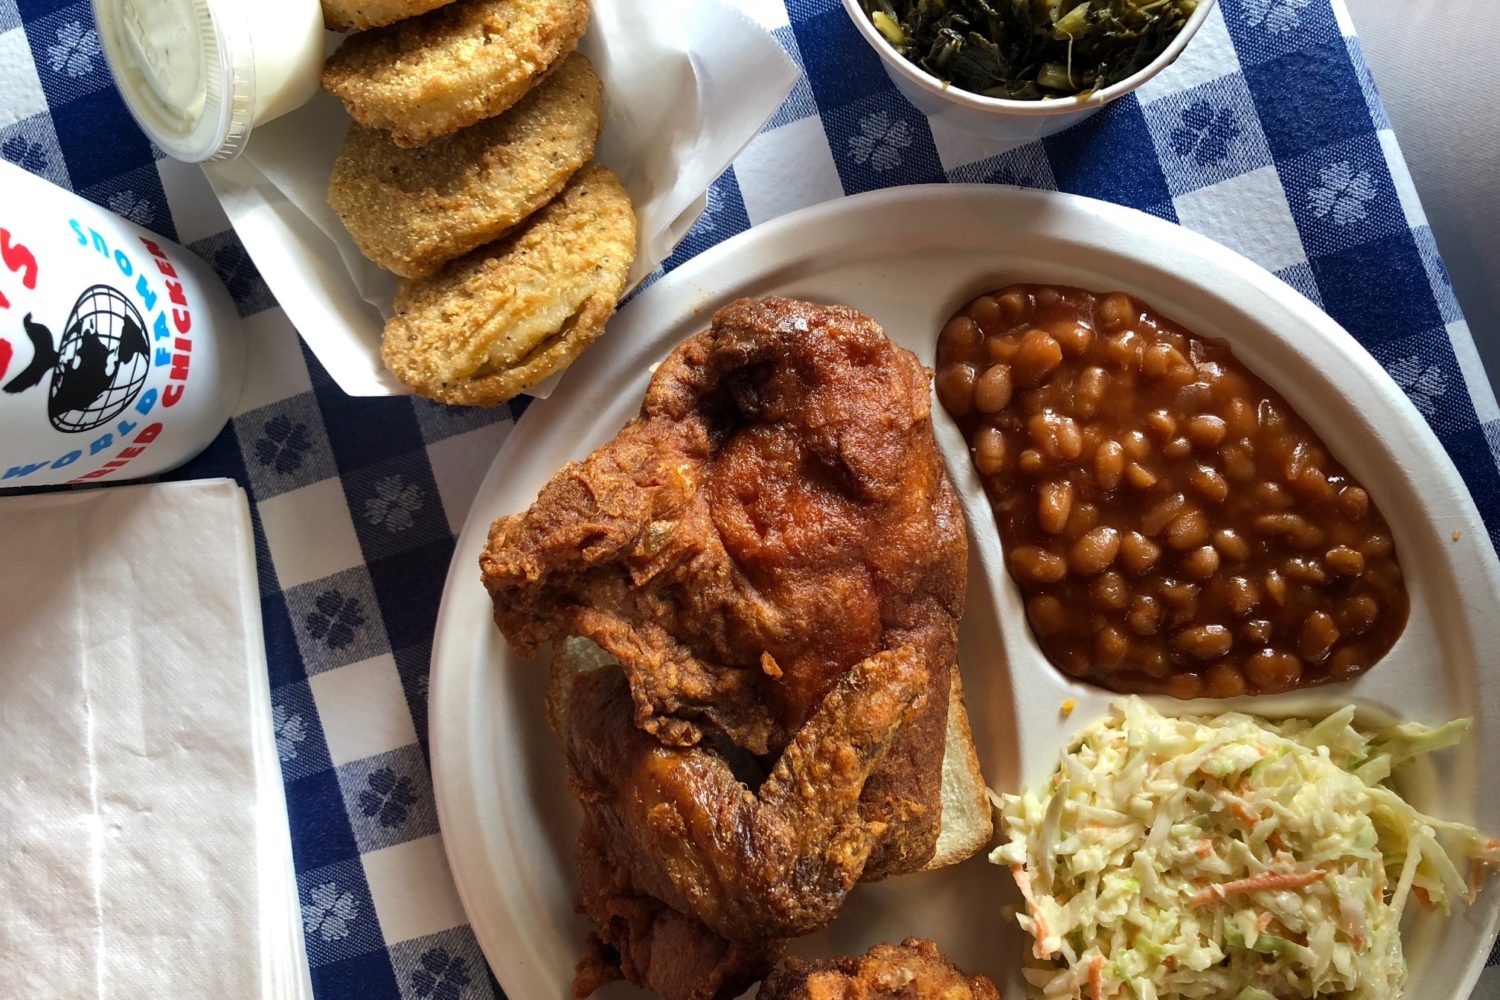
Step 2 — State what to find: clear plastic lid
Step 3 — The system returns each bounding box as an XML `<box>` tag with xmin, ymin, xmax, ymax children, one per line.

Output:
<box><xmin>92</xmin><ymin>0</ymin><xmax>323</xmax><ymax>163</ymax></box>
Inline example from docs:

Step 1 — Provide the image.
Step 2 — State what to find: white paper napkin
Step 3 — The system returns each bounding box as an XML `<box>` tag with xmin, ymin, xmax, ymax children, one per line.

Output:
<box><xmin>203</xmin><ymin>0</ymin><xmax>799</xmax><ymax>398</ymax></box>
<box><xmin>0</xmin><ymin>480</ymin><xmax>310</xmax><ymax>1000</ymax></box>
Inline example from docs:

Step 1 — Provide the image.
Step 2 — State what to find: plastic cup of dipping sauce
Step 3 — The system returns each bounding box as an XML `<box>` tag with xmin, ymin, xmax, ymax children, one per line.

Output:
<box><xmin>92</xmin><ymin>0</ymin><xmax>324</xmax><ymax>162</ymax></box>
<box><xmin>0</xmin><ymin>161</ymin><xmax>245</xmax><ymax>487</ymax></box>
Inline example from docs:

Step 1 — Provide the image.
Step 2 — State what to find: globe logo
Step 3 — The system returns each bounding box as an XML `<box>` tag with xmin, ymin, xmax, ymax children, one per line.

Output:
<box><xmin>2</xmin><ymin>284</ymin><xmax>150</xmax><ymax>433</ymax></box>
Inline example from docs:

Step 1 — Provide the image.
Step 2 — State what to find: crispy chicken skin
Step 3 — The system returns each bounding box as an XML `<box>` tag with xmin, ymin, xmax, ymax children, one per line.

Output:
<box><xmin>561</xmin><ymin>647</ymin><xmax>929</xmax><ymax>997</ymax></box>
<box><xmin>761</xmin><ymin>939</ymin><xmax>1000</xmax><ymax>1000</ymax></box>
<box><xmin>481</xmin><ymin>297</ymin><xmax>968</xmax><ymax>876</ymax></box>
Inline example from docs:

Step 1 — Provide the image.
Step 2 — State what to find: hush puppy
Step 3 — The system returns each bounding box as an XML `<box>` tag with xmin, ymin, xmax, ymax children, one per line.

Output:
<box><xmin>382</xmin><ymin>164</ymin><xmax>636</xmax><ymax>406</ymax></box>
<box><xmin>322</xmin><ymin>0</ymin><xmax>591</xmax><ymax>148</ymax></box>
<box><xmin>321</xmin><ymin>0</ymin><xmax>456</xmax><ymax>32</ymax></box>
<box><xmin>329</xmin><ymin>53</ymin><xmax>603</xmax><ymax>278</ymax></box>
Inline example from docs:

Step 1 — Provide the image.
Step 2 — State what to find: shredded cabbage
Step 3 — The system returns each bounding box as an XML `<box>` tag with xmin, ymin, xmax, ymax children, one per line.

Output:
<box><xmin>991</xmin><ymin>697</ymin><xmax>1500</xmax><ymax>999</ymax></box>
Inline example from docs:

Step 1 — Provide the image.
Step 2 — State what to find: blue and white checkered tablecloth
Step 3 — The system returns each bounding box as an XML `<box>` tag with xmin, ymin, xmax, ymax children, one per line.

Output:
<box><xmin>4</xmin><ymin>0</ymin><xmax>1500</xmax><ymax>996</ymax></box>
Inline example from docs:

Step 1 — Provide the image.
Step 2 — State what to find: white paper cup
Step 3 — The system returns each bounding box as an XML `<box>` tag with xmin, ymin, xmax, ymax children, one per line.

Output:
<box><xmin>841</xmin><ymin>0</ymin><xmax>1216</xmax><ymax>141</ymax></box>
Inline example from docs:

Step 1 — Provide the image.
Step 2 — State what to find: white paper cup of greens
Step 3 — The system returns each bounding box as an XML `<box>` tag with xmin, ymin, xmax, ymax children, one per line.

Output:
<box><xmin>843</xmin><ymin>0</ymin><xmax>1216</xmax><ymax>141</ymax></box>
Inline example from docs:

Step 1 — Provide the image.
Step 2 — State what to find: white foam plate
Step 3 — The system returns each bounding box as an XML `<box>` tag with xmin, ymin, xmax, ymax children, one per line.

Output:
<box><xmin>429</xmin><ymin>185</ymin><xmax>1500</xmax><ymax>1000</ymax></box>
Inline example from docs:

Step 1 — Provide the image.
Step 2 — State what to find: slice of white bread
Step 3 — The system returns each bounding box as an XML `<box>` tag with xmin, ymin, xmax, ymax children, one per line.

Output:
<box><xmin>546</xmin><ymin>637</ymin><xmax>993</xmax><ymax>871</ymax></box>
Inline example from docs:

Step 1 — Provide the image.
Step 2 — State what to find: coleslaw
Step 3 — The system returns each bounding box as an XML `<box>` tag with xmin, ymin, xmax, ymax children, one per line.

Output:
<box><xmin>992</xmin><ymin>697</ymin><xmax>1500</xmax><ymax>999</ymax></box>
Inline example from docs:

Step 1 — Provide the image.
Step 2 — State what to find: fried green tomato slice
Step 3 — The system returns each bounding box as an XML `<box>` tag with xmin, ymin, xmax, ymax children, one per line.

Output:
<box><xmin>382</xmin><ymin>164</ymin><xmax>636</xmax><ymax>406</ymax></box>
<box><xmin>321</xmin><ymin>0</ymin><xmax>590</xmax><ymax>147</ymax></box>
<box><xmin>320</xmin><ymin>0</ymin><xmax>456</xmax><ymax>32</ymax></box>
<box><xmin>330</xmin><ymin>53</ymin><xmax>602</xmax><ymax>278</ymax></box>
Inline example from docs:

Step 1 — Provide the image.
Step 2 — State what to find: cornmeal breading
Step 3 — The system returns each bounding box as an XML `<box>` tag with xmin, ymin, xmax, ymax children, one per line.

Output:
<box><xmin>382</xmin><ymin>164</ymin><xmax>635</xmax><ymax>405</ymax></box>
<box><xmin>322</xmin><ymin>0</ymin><xmax>590</xmax><ymax>148</ymax></box>
<box><xmin>320</xmin><ymin>0</ymin><xmax>455</xmax><ymax>32</ymax></box>
<box><xmin>329</xmin><ymin>53</ymin><xmax>602</xmax><ymax>278</ymax></box>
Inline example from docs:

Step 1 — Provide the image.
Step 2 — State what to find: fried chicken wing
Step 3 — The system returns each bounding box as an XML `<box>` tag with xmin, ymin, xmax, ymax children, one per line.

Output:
<box><xmin>482</xmin><ymin>297</ymin><xmax>968</xmax><ymax>875</ymax></box>
<box><xmin>562</xmin><ymin>646</ymin><xmax>929</xmax><ymax>944</ymax></box>
<box><xmin>761</xmin><ymin>939</ymin><xmax>1000</xmax><ymax>1000</ymax></box>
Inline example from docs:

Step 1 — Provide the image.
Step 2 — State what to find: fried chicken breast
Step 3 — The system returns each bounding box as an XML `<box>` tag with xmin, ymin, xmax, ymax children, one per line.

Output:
<box><xmin>322</xmin><ymin>0</ymin><xmax>590</xmax><ymax>147</ymax></box>
<box><xmin>330</xmin><ymin>53</ymin><xmax>602</xmax><ymax>278</ymax></box>
<box><xmin>762</xmin><ymin>939</ymin><xmax>1000</xmax><ymax>1000</ymax></box>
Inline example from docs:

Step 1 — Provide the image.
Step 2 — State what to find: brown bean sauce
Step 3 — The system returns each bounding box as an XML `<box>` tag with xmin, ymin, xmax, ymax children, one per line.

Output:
<box><xmin>935</xmin><ymin>284</ymin><xmax>1409</xmax><ymax>698</ymax></box>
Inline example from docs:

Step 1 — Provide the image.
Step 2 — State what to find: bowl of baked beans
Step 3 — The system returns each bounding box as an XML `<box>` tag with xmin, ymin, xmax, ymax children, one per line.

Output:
<box><xmin>935</xmin><ymin>283</ymin><xmax>1409</xmax><ymax>699</ymax></box>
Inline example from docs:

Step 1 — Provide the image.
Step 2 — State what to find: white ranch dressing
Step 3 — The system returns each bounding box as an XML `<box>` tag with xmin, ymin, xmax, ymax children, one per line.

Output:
<box><xmin>92</xmin><ymin>0</ymin><xmax>323</xmax><ymax>162</ymax></box>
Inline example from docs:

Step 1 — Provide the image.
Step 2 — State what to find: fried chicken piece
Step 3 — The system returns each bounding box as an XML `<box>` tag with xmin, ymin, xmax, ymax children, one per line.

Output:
<box><xmin>330</xmin><ymin>53</ymin><xmax>602</xmax><ymax>278</ymax></box>
<box><xmin>761</xmin><ymin>939</ymin><xmax>1000</xmax><ymax>1000</ymax></box>
<box><xmin>482</xmin><ymin>297</ymin><xmax>968</xmax><ymax>876</ymax></box>
<box><xmin>562</xmin><ymin>646</ymin><xmax>929</xmax><ymax>945</ymax></box>
<box><xmin>322</xmin><ymin>0</ymin><xmax>589</xmax><ymax>147</ymax></box>
<box><xmin>382</xmin><ymin>164</ymin><xmax>635</xmax><ymax>405</ymax></box>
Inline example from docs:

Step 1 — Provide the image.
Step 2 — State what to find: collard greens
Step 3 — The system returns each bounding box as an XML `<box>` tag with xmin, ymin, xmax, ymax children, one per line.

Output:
<box><xmin>862</xmin><ymin>0</ymin><xmax>1199</xmax><ymax>100</ymax></box>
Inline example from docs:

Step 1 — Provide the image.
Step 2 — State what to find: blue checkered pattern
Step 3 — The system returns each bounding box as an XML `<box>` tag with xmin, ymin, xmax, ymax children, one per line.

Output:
<box><xmin>4</xmin><ymin>0</ymin><xmax>1499</xmax><ymax>996</ymax></box>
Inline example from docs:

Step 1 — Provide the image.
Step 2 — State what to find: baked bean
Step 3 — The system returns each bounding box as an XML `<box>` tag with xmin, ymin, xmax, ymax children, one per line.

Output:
<box><xmin>1185</xmin><ymin>415</ymin><xmax>1227</xmax><ymax>449</ymax></box>
<box><xmin>1339</xmin><ymin>486</ymin><xmax>1369</xmax><ymax>520</ymax></box>
<box><xmin>1165</xmin><ymin>508</ymin><xmax>1209</xmax><ymax>550</ymax></box>
<box><xmin>1128</xmin><ymin>595</ymin><xmax>1162</xmax><ymax>636</ymax></box>
<box><xmin>1071</xmin><ymin>526</ymin><xmax>1122</xmax><ymax>576</ymax></box>
<box><xmin>1038</xmin><ymin>480</ymin><xmax>1074</xmax><ymax>534</ymax></box>
<box><xmin>1105</xmin><ymin>330</ymin><xmax>1145</xmax><ymax>370</ymax></box>
<box><xmin>1091</xmin><ymin>571</ymin><xmax>1130</xmax><ymax>610</ymax></box>
<box><xmin>1052</xmin><ymin>319</ymin><xmax>1094</xmax><ymax>356</ymax></box>
<box><xmin>1099</xmin><ymin>292</ymin><xmax>1135</xmax><ymax>331</ymax></box>
<box><xmin>1143</xmin><ymin>342</ymin><xmax>1190</xmax><ymax>378</ymax></box>
<box><xmin>1010</xmin><ymin>546</ymin><xmax>1067</xmax><ymax>583</ymax></box>
<box><xmin>1120</xmin><ymin>531</ymin><xmax>1162</xmax><ymax>575</ymax></box>
<box><xmin>1181</xmin><ymin>545</ymin><xmax>1221</xmax><ymax>580</ymax></box>
<box><xmin>1205</xmin><ymin>661</ymin><xmax>1247</xmax><ymax>698</ymax></box>
<box><xmin>1283</xmin><ymin>557</ymin><xmax>1327</xmax><ymax>584</ymax></box>
<box><xmin>1143</xmin><ymin>493</ymin><xmax>1188</xmax><ymax>536</ymax></box>
<box><xmin>1075</xmin><ymin>366</ymin><xmax>1109</xmax><ymax>418</ymax></box>
<box><xmin>1027</xmin><ymin>594</ymin><xmax>1066</xmax><ymax>635</ymax></box>
<box><xmin>1095</xmin><ymin>440</ymin><xmax>1126</xmax><ymax>490</ymax></box>
<box><xmin>1125</xmin><ymin>462</ymin><xmax>1159</xmax><ymax>489</ymax></box>
<box><xmin>987</xmin><ymin>336</ymin><xmax>1019</xmax><ymax>363</ymax></box>
<box><xmin>1224</xmin><ymin>397</ymin><xmax>1256</xmax><ymax>437</ymax></box>
<box><xmin>1328</xmin><ymin>647</ymin><xmax>1365</xmax><ymax>680</ymax></box>
<box><xmin>1167</xmin><ymin>673</ymin><xmax>1204</xmax><ymax>700</ymax></box>
<box><xmin>1015</xmin><ymin>330</ymin><xmax>1064</xmax><ymax>386</ymax></box>
<box><xmin>973</xmin><ymin>427</ymin><xmax>1006</xmax><ymax>475</ymax></box>
<box><xmin>1029</xmin><ymin>412</ymin><xmax>1083</xmax><ymax>460</ymax></box>
<box><xmin>1221</xmin><ymin>443</ymin><xmax>1257</xmax><ymax>483</ymax></box>
<box><xmin>974</xmin><ymin>365</ymin><xmax>1014</xmax><ymax>413</ymax></box>
<box><xmin>939</xmin><ymin>283</ymin><xmax>1407</xmax><ymax>698</ymax></box>
<box><xmin>938</xmin><ymin>316</ymin><xmax>983</xmax><ymax>364</ymax></box>
<box><xmin>1213</xmin><ymin>528</ymin><xmax>1250</xmax><ymax>562</ymax></box>
<box><xmin>1299</xmin><ymin>611</ymin><xmax>1340</xmax><ymax>662</ymax></box>
<box><xmin>1246</xmin><ymin>649</ymin><xmax>1302</xmax><ymax>691</ymax></box>
<box><xmin>1326</xmin><ymin>545</ymin><xmax>1365</xmax><ymax>576</ymax></box>
<box><xmin>935</xmin><ymin>363</ymin><xmax>977</xmax><ymax>416</ymax></box>
<box><xmin>1225</xmin><ymin>576</ymin><xmax>1259</xmax><ymax>616</ymax></box>
<box><xmin>1242</xmin><ymin>619</ymin><xmax>1273</xmax><ymax>644</ymax></box>
<box><xmin>1189</xmin><ymin>465</ymin><xmax>1230</xmax><ymax>504</ymax></box>
<box><xmin>997</xmin><ymin>291</ymin><xmax>1028</xmax><ymax>322</ymax></box>
<box><xmin>1253</xmin><ymin>512</ymin><xmax>1323</xmax><ymax>549</ymax></box>
<box><xmin>1163</xmin><ymin>437</ymin><xmax>1192</xmax><ymax>460</ymax></box>
<box><xmin>1337</xmin><ymin>595</ymin><xmax>1379</xmax><ymax>635</ymax></box>
<box><xmin>970</xmin><ymin>295</ymin><xmax>1004</xmax><ymax>333</ymax></box>
<box><xmin>1174</xmin><ymin>624</ymin><xmax>1233</xmax><ymax>661</ymax></box>
<box><xmin>1096</xmin><ymin>626</ymin><xmax>1130</xmax><ymax>666</ymax></box>
<box><xmin>1147</xmin><ymin>409</ymin><xmax>1177</xmax><ymax>439</ymax></box>
<box><xmin>1064</xmin><ymin>501</ymin><xmax>1100</xmax><ymax>538</ymax></box>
